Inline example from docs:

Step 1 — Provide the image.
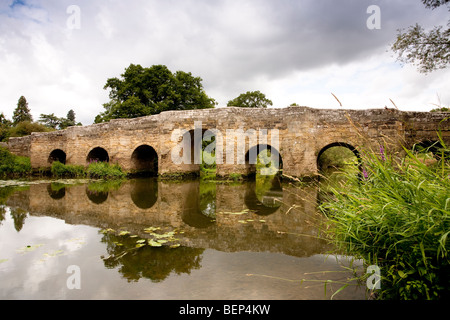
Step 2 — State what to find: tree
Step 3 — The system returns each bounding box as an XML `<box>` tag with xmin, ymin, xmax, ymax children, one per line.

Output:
<box><xmin>60</xmin><ymin>109</ymin><xmax>79</xmax><ymax>129</ymax></box>
<box><xmin>391</xmin><ymin>0</ymin><xmax>450</xmax><ymax>73</ymax></box>
<box><xmin>39</xmin><ymin>109</ymin><xmax>81</xmax><ymax>130</ymax></box>
<box><xmin>95</xmin><ymin>64</ymin><xmax>216</xmax><ymax>123</ymax></box>
<box><xmin>0</xmin><ymin>113</ymin><xmax>12</xmax><ymax>142</ymax></box>
<box><xmin>12</xmin><ymin>96</ymin><xmax>33</xmax><ymax>125</ymax></box>
<box><xmin>227</xmin><ymin>91</ymin><xmax>273</xmax><ymax>108</ymax></box>
<box><xmin>39</xmin><ymin>113</ymin><xmax>61</xmax><ymax>129</ymax></box>
<box><xmin>67</xmin><ymin>109</ymin><xmax>76</xmax><ymax>123</ymax></box>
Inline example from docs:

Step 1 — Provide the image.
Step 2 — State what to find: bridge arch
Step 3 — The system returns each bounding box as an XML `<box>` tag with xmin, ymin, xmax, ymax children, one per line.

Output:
<box><xmin>317</xmin><ymin>142</ymin><xmax>361</xmax><ymax>172</ymax></box>
<box><xmin>245</xmin><ymin>144</ymin><xmax>283</xmax><ymax>176</ymax></box>
<box><xmin>86</xmin><ymin>147</ymin><xmax>109</xmax><ymax>163</ymax></box>
<box><xmin>131</xmin><ymin>144</ymin><xmax>158</xmax><ymax>176</ymax></box>
<box><xmin>411</xmin><ymin>139</ymin><xmax>446</xmax><ymax>159</ymax></box>
<box><xmin>48</xmin><ymin>149</ymin><xmax>66</xmax><ymax>164</ymax></box>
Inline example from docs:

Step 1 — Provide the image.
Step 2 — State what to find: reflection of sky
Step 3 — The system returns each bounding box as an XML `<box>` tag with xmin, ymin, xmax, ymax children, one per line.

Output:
<box><xmin>0</xmin><ymin>208</ymin><xmax>109</xmax><ymax>299</ymax></box>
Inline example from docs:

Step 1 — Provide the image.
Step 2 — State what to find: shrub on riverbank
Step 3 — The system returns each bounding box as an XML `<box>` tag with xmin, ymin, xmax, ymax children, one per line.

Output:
<box><xmin>0</xmin><ymin>147</ymin><xmax>32</xmax><ymax>178</ymax></box>
<box><xmin>51</xmin><ymin>161</ymin><xmax>85</xmax><ymax>178</ymax></box>
<box><xmin>51</xmin><ymin>160</ymin><xmax>126</xmax><ymax>179</ymax></box>
<box><xmin>320</xmin><ymin>141</ymin><xmax>450</xmax><ymax>300</ymax></box>
<box><xmin>86</xmin><ymin>161</ymin><xmax>126</xmax><ymax>179</ymax></box>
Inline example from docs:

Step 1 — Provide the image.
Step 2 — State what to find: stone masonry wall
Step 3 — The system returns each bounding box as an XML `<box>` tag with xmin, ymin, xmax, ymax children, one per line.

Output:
<box><xmin>4</xmin><ymin>106</ymin><xmax>450</xmax><ymax>178</ymax></box>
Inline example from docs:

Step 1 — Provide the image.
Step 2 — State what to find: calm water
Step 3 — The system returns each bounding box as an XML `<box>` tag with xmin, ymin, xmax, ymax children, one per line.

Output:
<box><xmin>0</xmin><ymin>177</ymin><xmax>367</xmax><ymax>300</ymax></box>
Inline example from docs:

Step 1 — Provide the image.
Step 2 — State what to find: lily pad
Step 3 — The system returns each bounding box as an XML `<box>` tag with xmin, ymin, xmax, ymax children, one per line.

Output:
<box><xmin>148</xmin><ymin>239</ymin><xmax>162</xmax><ymax>247</ymax></box>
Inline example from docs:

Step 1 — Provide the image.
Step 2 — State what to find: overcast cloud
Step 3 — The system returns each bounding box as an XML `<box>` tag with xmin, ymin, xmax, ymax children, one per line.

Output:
<box><xmin>0</xmin><ymin>0</ymin><xmax>449</xmax><ymax>125</ymax></box>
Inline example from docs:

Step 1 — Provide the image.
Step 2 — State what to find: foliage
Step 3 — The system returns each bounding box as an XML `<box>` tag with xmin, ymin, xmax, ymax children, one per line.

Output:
<box><xmin>39</xmin><ymin>109</ymin><xmax>81</xmax><ymax>130</ymax></box>
<box><xmin>0</xmin><ymin>113</ymin><xmax>12</xmax><ymax>142</ymax></box>
<box><xmin>227</xmin><ymin>90</ymin><xmax>273</xmax><ymax>108</ymax></box>
<box><xmin>391</xmin><ymin>1</ymin><xmax>450</xmax><ymax>73</ymax></box>
<box><xmin>95</xmin><ymin>64</ymin><xmax>216</xmax><ymax>123</ymax></box>
<box><xmin>8</xmin><ymin>121</ymin><xmax>52</xmax><ymax>137</ymax></box>
<box><xmin>86</xmin><ymin>161</ymin><xmax>127</xmax><ymax>179</ymax></box>
<box><xmin>431</xmin><ymin>106</ymin><xmax>450</xmax><ymax>112</ymax></box>
<box><xmin>51</xmin><ymin>160</ymin><xmax>126</xmax><ymax>179</ymax></box>
<box><xmin>320</xmin><ymin>139</ymin><xmax>450</xmax><ymax>300</ymax></box>
<box><xmin>51</xmin><ymin>161</ymin><xmax>86</xmax><ymax>178</ymax></box>
<box><xmin>12</xmin><ymin>96</ymin><xmax>32</xmax><ymax>125</ymax></box>
<box><xmin>318</xmin><ymin>146</ymin><xmax>359</xmax><ymax>170</ymax></box>
<box><xmin>0</xmin><ymin>147</ymin><xmax>31</xmax><ymax>178</ymax></box>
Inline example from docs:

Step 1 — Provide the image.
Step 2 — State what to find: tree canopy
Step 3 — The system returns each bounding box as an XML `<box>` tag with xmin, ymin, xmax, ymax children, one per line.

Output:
<box><xmin>392</xmin><ymin>0</ymin><xmax>450</xmax><ymax>73</ymax></box>
<box><xmin>227</xmin><ymin>91</ymin><xmax>273</xmax><ymax>108</ymax></box>
<box><xmin>95</xmin><ymin>64</ymin><xmax>216</xmax><ymax>123</ymax></box>
<box><xmin>39</xmin><ymin>109</ymin><xmax>80</xmax><ymax>130</ymax></box>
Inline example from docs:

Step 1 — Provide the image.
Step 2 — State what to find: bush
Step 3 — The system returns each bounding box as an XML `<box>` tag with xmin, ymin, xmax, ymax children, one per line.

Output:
<box><xmin>320</xmin><ymin>141</ymin><xmax>450</xmax><ymax>300</ymax></box>
<box><xmin>51</xmin><ymin>161</ymin><xmax>86</xmax><ymax>178</ymax></box>
<box><xmin>0</xmin><ymin>147</ymin><xmax>31</xmax><ymax>178</ymax></box>
<box><xmin>8</xmin><ymin>121</ymin><xmax>52</xmax><ymax>137</ymax></box>
<box><xmin>86</xmin><ymin>161</ymin><xmax>126</xmax><ymax>179</ymax></box>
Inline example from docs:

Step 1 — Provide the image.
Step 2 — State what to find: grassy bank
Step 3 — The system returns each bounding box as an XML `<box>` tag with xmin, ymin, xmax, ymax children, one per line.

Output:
<box><xmin>320</xmin><ymin>140</ymin><xmax>450</xmax><ymax>300</ymax></box>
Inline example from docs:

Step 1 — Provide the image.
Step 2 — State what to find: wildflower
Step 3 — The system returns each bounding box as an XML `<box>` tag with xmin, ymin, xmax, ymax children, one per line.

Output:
<box><xmin>362</xmin><ymin>167</ymin><xmax>369</xmax><ymax>180</ymax></box>
<box><xmin>379</xmin><ymin>145</ymin><xmax>386</xmax><ymax>161</ymax></box>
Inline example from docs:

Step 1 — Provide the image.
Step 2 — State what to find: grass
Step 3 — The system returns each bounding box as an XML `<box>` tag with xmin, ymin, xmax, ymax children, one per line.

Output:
<box><xmin>319</xmin><ymin>138</ymin><xmax>450</xmax><ymax>300</ymax></box>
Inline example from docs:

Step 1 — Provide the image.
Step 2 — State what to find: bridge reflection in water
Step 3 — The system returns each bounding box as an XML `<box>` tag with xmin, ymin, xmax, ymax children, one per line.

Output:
<box><xmin>1</xmin><ymin>177</ymin><xmax>369</xmax><ymax>299</ymax></box>
<box><xmin>7</xmin><ymin>177</ymin><xmax>328</xmax><ymax>258</ymax></box>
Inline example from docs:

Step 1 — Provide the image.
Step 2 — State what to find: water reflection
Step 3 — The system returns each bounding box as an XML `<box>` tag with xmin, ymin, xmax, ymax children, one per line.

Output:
<box><xmin>130</xmin><ymin>178</ymin><xmax>158</xmax><ymax>209</ymax></box>
<box><xmin>100</xmin><ymin>231</ymin><xmax>204</xmax><ymax>282</ymax></box>
<box><xmin>245</xmin><ymin>175</ymin><xmax>283</xmax><ymax>216</ymax></box>
<box><xmin>5</xmin><ymin>177</ymin><xmax>328</xmax><ymax>257</ymax></box>
<box><xmin>0</xmin><ymin>177</ymin><xmax>367</xmax><ymax>299</ymax></box>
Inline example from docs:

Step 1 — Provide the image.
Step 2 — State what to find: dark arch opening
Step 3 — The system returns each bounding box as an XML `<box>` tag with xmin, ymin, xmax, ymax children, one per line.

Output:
<box><xmin>86</xmin><ymin>147</ymin><xmax>109</xmax><ymax>163</ymax></box>
<box><xmin>48</xmin><ymin>149</ymin><xmax>66</xmax><ymax>165</ymax></box>
<box><xmin>317</xmin><ymin>142</ymin><xmax>361</xmax><ymax>172</ymax></box>
<box><xmin>245</xmin><ymin>144</ymin><xmax>283</xmax><ymax>178</ymax></box>
<box><xmin>131</xmin><ymin>145</ymin><xmax>158</xmax><ymax>176</ymax></box>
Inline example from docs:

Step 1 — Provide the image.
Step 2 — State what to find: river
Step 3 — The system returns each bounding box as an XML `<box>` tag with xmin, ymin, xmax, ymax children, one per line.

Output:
<box><xmin>0</xmin><ymin>176</ymin><xmax>367</xmax><ymax>299</ymax></box>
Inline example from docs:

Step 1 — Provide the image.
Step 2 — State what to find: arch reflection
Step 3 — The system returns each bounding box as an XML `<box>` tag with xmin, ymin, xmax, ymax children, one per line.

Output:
<box><xmin>130</xmin><ymin>178</ymin><xmax>158</xmax><ymax>209</ymax></box>
<box><xmin>244</xmin><ymin>175</ymin><xmax>283</xmax><ymax>216</ymax></box>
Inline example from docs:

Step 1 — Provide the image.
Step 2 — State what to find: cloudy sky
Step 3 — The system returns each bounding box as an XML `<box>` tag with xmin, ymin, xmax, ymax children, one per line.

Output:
<box><xmin>0</xmin><ymin>0</ymin><xmax>449</xmax><ymax>125</ymax></box>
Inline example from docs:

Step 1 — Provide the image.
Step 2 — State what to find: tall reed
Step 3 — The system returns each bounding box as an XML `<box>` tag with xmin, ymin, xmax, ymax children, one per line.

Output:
<box><xmin>320</xmin><ymin>137</ymin><xmax>450</xmax><ymax>299</ymax></box>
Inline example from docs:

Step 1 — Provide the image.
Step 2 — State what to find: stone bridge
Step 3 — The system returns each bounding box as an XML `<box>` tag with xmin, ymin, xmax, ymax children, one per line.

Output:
<box><xmin>4</xmin><ymin>106</ymin><xmax>450</xmax><ymax>178</ymax></box>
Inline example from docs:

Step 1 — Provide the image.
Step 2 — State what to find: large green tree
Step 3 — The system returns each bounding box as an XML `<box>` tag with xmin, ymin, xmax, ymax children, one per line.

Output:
<box><xmin>95</xmin><ymin>64</ymin><xmax>216</xmax><ymax>123</ymax></box>
<box><xmin>227</xmin><ymin>91</ymin><xmax>273</xmax><ymax>108</ymax></box>
<box><xmin>12</xmin><ymin>96</ymin><xmax>33</xmax><ymax>125</ymax></box>
<box><xmin>392</xmin><ymin>0</ymin><xmax>450</xmax><ymax>73</ymax></box>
